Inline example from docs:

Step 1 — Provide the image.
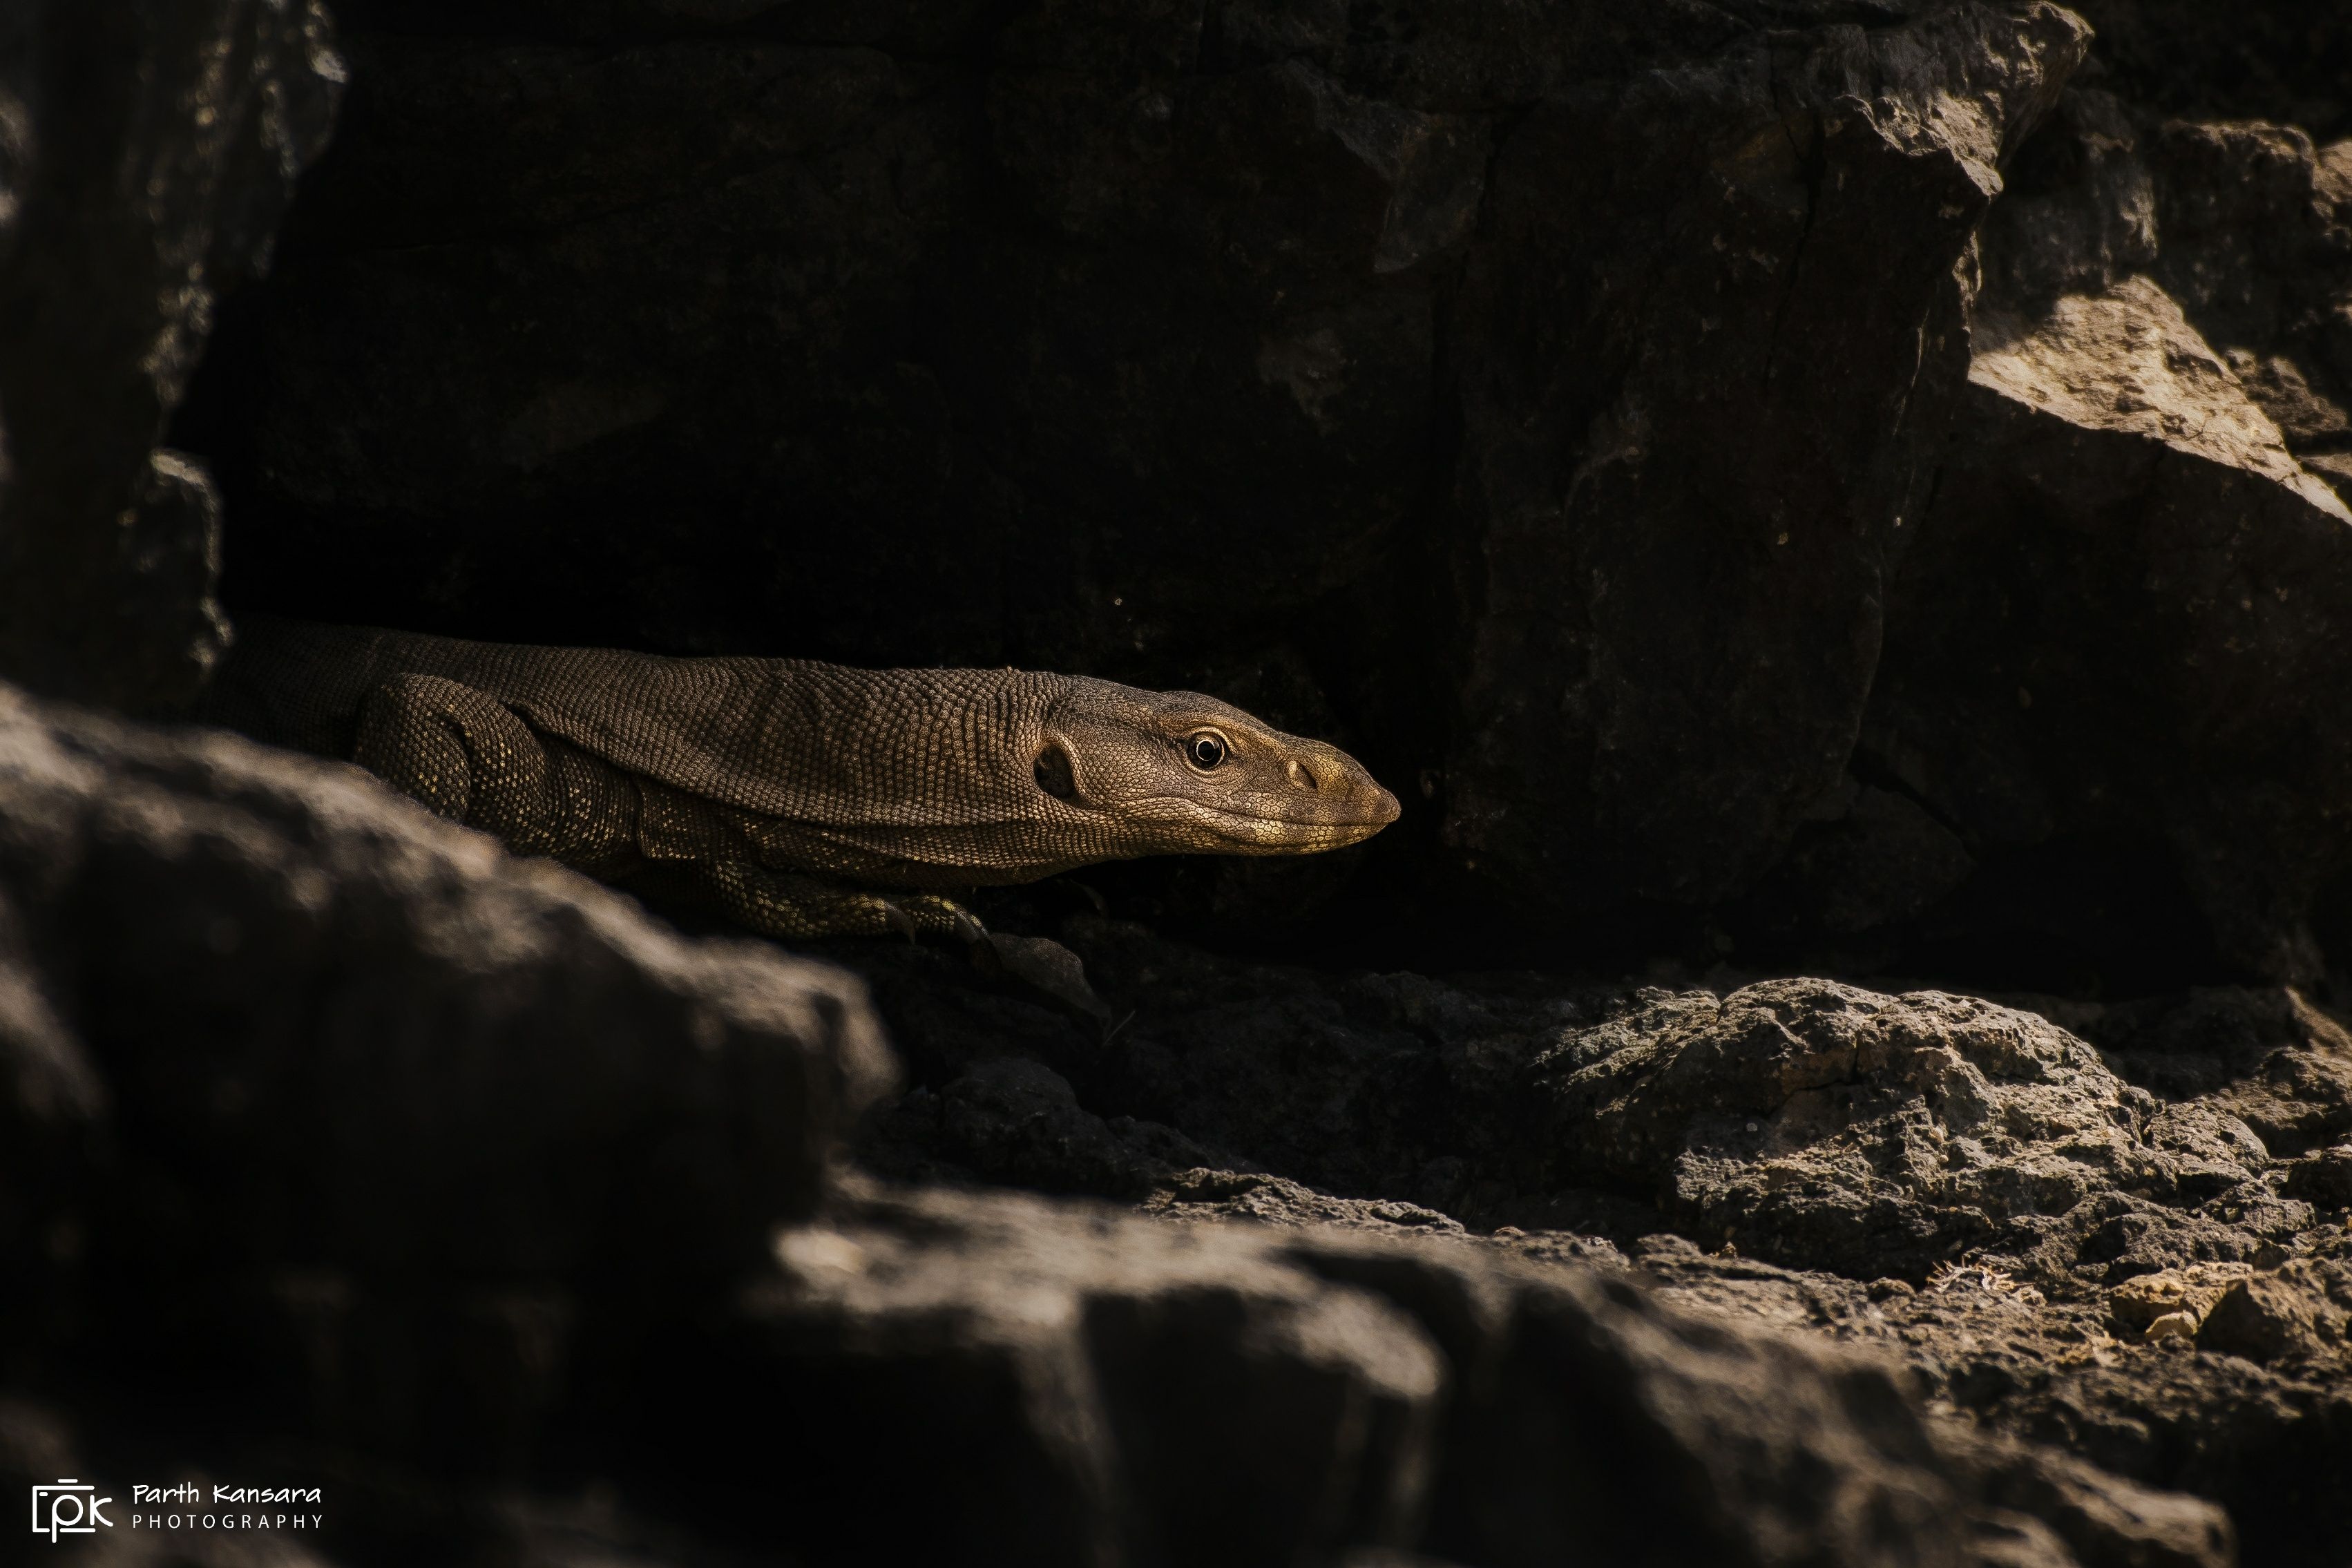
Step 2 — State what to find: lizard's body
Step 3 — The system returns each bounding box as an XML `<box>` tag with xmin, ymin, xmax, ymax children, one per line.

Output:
<box><xmin>209</xmin><ymin>618</ymin><xmax>1399</xmax><ymax>940</ymax></box>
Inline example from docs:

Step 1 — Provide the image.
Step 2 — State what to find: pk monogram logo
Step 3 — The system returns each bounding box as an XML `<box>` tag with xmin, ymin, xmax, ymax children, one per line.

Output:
<box><xmin>30</xmin><ymin>1480</ymin><xmax>113</xmax><ymax>1542</ymax></box>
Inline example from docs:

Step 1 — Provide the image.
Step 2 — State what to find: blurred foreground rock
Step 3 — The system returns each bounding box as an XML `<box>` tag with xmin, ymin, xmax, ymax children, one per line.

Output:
<box><xmin>0</xmin><ymin>685</ymin><xmax>892</xmax><ymax>1375</ymax></box>
<box><xmin>683</xmin><ymin>1183</ymin><xmax>2232</xmax><ymax>1568</ymax></box>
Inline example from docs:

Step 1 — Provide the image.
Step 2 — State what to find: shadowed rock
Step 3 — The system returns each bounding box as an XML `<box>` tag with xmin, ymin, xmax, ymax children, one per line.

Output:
<box><xmin>0</xmin><ymin>684</ymin><xmax>895</xmax><ymax>1293</ymax></box>
<box><xmin>0</xmin><ymin>0</ymin><xmax>343</xmax><ymax>711</ymax></box>
<box><xmin>649</xmin><ymin>1182</ymin><xmax>2231</xmax><ymax>1568</ymax></box>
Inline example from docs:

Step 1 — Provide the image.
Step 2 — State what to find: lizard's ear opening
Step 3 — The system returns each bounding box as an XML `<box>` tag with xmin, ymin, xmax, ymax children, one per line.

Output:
<box><xmin>1033</xmin><ymin>739</ymin><xmax>1079</xmax><ymax>801</ymax></box>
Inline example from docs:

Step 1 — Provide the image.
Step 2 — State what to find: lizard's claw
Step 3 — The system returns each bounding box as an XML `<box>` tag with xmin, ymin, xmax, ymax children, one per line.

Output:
<box><xmin>892</xmin><ymin>893</ymin><xmax>985</xmax><ymax>943</ymax></box>
<box><xmin>879</xmin><ymin>899</ymin><xmax>921</xmax><ymax>944</ymax></box>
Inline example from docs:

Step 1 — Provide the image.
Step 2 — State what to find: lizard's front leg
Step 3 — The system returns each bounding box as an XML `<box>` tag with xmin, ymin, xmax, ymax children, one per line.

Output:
<box><xmin>700</xmin><ymin>863</ymin><xmax>1111</xmax><ymax>1020</ymax></box>
<box><xmin>696</xmin><ymin>861</ymin><xmax>983</xmax><ymax>943</ymax></box>
<box><xmin>697</xmin><ymin>863</ymin><xmax>1107</xmax><ymax>1020</ymax></box>
<box><xmin>353</xmin><ymin>673</ymin><xmax>562</xmax><ymax>854</ymax></box>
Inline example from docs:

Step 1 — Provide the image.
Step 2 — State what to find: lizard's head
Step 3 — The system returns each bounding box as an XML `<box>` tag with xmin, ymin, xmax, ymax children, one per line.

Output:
<box><xmin>1036</xmin><ymin>679</ymin><xmax>1401</xmax><ymax>857</ymax></box>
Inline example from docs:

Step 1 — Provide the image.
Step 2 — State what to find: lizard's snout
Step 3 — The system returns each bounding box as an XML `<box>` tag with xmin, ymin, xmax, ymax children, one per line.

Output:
<box><xmin>1273</xmin><ymin>743</ymin><xmax>1400</xmax><ymax>832</ymax></box>
<box><xmin>1341</xmin><ymin>777</ymin><xmax>1403</xmax><ymax>831</ymax></box>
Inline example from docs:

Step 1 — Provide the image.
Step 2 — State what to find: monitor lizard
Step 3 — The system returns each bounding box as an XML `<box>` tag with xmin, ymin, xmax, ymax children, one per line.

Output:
<box><xmin>207</xmin><ymin>617</ymin><xmax>1402</xmax><ymax>946</ymax></box>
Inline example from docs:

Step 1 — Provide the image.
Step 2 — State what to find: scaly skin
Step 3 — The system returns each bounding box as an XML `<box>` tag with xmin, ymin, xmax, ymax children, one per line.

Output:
<box><xmin>207</xmin><ymin>618</ymin><xmax>1402</xmax><ymax>940</ymax></box>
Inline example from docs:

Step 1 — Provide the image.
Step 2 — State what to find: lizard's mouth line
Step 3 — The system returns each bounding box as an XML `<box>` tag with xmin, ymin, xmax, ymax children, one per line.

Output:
<box><xmin>1134</xmin><ymin>800</ymin><xmax>1397</xmax><ymax>843</ymax></box>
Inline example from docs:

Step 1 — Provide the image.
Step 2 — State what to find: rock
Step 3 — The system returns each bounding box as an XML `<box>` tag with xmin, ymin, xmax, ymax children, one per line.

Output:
<box><xmin>2062</xmin><ymin>1</ymin><xmax>2352</xmax><ymax>140</ymax></box>
<box><xmin>0</xmin><ymin>0</ymin><xmax>343</xmax><ymax>711</ymax></box>
<box><xmin>1989</xmin><ymin>1322</ymin><xmax>2352</xmax><ymax>1568</ymax></box>
<box><xmin>1976</xmin><ymin>87</ymin><xmax>2159</xmax><ymax>309</ymax></box>
<box><xmin>1138</xmin><ymin>1168</ymin><xmax>1470</xmax><ymax>1239</ymax></box>
<box><xmin>2195</xmin><ymin>1259</ymin><xmax>2352</xmax><ymax>1364</ymax></box>
<box><xmin>1863</xmin><ymin>79</ymin><xmax>2352</xmax><ymax>984</ymax></box>
<box><xmin>1441</xmin><ymin>2</ymin><xmax>2083</xmax><ymax>915</ymax></box>
<box><xmin>1965</xmin><ymin>1437</ymin><xmax>2240</xmax><ymax>1568</ymax></box>
<box><xmin>644</xmin><ymin>1181</ymin><xmax>2229</xmax><ymax>1568</ymax></box>
<box><xmin>186</xmin><ymin>15</ymin><xmax>1453</xmax><ymax>680</ymax></box>
<box><xmin>703</xmin><ymin>1184</ymin><xmax>1449</xmax><ymax>1567</ymax></box>
<box><xmin>900</xmin><ymin>1054</ymin><xmax>1225</xmax><ymax>1200</ymax></box>
<box><xmin>2108</xmin><ymin>1264</ymin><xmax>2250</xmax><ymax>1337</ymax></box>
<box><xmin>852</xmin><ymin>920</ymin><xmax>2332</xmax><ymax>1292</ymax></box>
<box><xmin>2282</xmin><ymin>1144</ymin><xmax>2352</xmax><ymax>1210</ymax></box>
<box><xmin>1868</xmin><ymin>264</ymin><xmax>2352</xmax><ymax>982</ymax></box>
<box><xmin>0</xmin><ymin>682</ymin><xmax>894</xmax><ymax>1294</ymax></box>
<box><xmin>1616</xmin><ymin>1224</ymin><xmax>2352</xmax><ymax>1567</ymax></box>
<box><xmin>1744</xmin><ymin>783</ymin><xmax>1979</xmax><ymax>944</ymax></box>
<box><xmin>977</xmin><ymin>930</ymin><xmax>1114</xmax><ymax>1022</ymax></box>
<box><xmin>2057</xmin><ymin>987</ymin><xmax>2352</xmax><ymax>1160</ymax></box>
<box><xmin>2148</xmin><ymin>117</ymin><xmax>2352</xmax><ymax>479</ymax></box>
<box><xmin>1536</xmin><ymin>980</ymin><xmax>2197</xmax><ymax>1279</ymax></box>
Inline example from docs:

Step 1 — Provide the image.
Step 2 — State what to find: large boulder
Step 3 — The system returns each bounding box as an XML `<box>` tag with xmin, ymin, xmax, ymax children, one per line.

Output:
<box><xmin>1531</xmin><ymin>979</ymin><xmax>2316</xmax><ymax>1281</ymax></box>
<box><xmin>0</xmin><ymin>684</ymin><xmax>894</xmax><ymax>1353</ymax></box>
<box><xmin>1438</xmin><ymin>2</ymin><xmax>2083</xmax><ymax>912</ymax></box>
<box><xmin>1832</xmin><ymin>76</ymin><xmax>2352</xmax><ymax>984</ymax></box>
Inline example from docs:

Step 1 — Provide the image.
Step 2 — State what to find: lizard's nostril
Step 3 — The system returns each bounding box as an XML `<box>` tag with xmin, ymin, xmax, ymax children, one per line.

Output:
<box><xmin>1286</xmin><ymin>759</ymin><xmax>1318</xmax><ymax>791</ymax></box>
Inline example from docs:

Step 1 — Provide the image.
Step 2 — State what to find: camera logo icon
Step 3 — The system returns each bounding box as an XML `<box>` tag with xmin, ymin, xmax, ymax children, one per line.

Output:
<box><xmin>29</xmin><ymin>1480</ymin><xmax>112</xmax><ymax>1542</ymax></box>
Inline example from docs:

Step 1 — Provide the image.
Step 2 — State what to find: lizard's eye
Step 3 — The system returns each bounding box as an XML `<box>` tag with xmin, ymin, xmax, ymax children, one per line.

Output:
<box><xmin>1035</xmin><ymin>741</ymin><xmax>1078</xmax><ymax>799</ymax></box>
<box><xmin>1184</xmin><ymin>732</ymin><xmax>1228</xmax><ymax>771</ymax></box>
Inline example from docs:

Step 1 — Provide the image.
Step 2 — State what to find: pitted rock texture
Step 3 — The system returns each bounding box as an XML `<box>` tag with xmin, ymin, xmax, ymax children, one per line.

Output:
<box><xmin>2194</xmin><ymin>1256</ymin><xmax>2352</xmax><ymax>1366</ymax></box>
<box><xmin>0</xmin><ymin>0</ymin><xmax>343</xmax><ymax>711</ymax></box>
<box><xmin>854</xmin><ymin>920</ymin><xmax>2351</xmax><ymax>1283</ymax></box>
<box><xmin>1614</xmin><ymin>1233</ymin><xmax>2349</xmax><ymax>1568</ymax></box>
<box><xmin>2053</xmin><ymin>985</ymin><xmax>2352</xmax><ymax>1162</ymax></box>
<box><xmin>1537</xmin><ymin>981</ymin><xmax>2210</xmax><ymax>1279</ymax></box>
